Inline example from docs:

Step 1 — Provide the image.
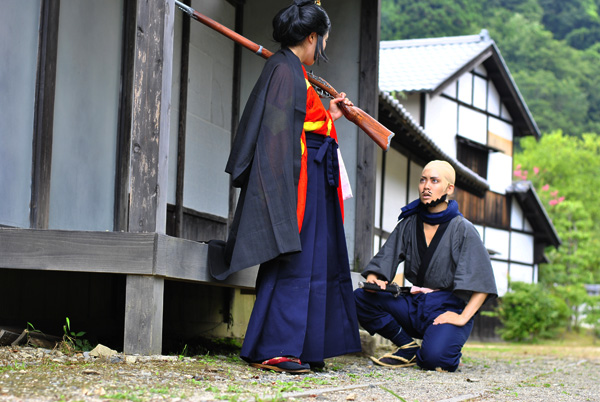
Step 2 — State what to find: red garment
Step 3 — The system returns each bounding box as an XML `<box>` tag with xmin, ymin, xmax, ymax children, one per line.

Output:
<box><xmin>297</xmin><ymin>67</ymin><xmax>344</xmax><ymax>232</ymax></box>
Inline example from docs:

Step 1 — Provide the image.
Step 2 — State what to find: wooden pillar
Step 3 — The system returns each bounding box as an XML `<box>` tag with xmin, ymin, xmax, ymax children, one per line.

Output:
<box><xmin>354</xmin><ymin>0</ymin><xmax>380</xmax><ymax>269</ymax></box>
<box><xmin>124</xmin><ymin>0</ymin><xmax>174</xmax><ymax>355</ymax></box>
<box><xmin>30</xmin><ymin>0</ymin><xmax>60</xmax><ymax>229</ymax></box>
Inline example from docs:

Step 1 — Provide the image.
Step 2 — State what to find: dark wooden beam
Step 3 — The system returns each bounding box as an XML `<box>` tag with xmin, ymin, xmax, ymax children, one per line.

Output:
<box><xmin>30</xmin><ymin>0</ymin><xmax>60</xmax><ymax>229</ymax></box>
<box><xmin>175</xmin><ymin>0</ymin><xmax>191</xmax><ymax>238</ymax></box>
<box><xmin>354</xmin><ymin>0</ymin><xmax>381</xmax><ymax>270</ymax></box>
<box><xmin>0</xmin><ymin>228</ymin><xmax>257</xmax><ymax>288</ymax></box>
<box><xmin>114</xmin><ymin>0</ymin><xmax>138</xmax><ymax>232</ymax></box>
<box><xmin>124</xmin><ymin>0</ymin><xmax>176</xmax><ymax>355</ymax></box>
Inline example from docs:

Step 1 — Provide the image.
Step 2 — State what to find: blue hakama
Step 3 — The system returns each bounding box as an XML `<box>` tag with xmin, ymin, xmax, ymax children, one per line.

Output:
<box><xmin>240</xmin><ymin>133</ymin><xmax>362</xmax><ymax>363</ymax></box>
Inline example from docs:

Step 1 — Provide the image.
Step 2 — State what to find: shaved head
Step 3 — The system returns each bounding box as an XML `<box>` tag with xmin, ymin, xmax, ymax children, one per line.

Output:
<box><xmin>423</xmin><ymin>160</ymin><xmax>455</xmax><ymax>187</ymax></box>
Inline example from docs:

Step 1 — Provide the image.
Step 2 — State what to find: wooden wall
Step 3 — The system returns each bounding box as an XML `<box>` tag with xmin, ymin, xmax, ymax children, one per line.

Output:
<box><xmin>455</xmin><ymin>188</ymin><xmax>510</xmax><ymax>229</ymax></box>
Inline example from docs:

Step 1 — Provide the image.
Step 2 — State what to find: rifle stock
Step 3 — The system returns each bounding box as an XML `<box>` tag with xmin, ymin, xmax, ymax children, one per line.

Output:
<box><xmin>175</xmin><ymin>0</ymin><xmax>394</xmax><ymax>151</ymax></box>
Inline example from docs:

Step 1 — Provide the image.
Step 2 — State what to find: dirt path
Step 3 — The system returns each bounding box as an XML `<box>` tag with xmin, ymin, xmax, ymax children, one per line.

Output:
<box><xmin>1</xmin><ymin>343</ymin><xmax>599</xmax><ymax>401</ymax></box>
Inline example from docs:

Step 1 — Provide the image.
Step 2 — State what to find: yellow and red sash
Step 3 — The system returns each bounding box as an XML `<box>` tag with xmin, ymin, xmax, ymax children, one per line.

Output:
<box><xmin>297</xmin><ymin>66</ymin><xmax>344</xmax><ymax>232</ymax></box>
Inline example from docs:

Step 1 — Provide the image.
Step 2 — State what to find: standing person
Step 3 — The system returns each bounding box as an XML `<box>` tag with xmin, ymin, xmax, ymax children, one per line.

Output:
<box><xmin>354</xmin><ymin>160</ymin><xmax>497</xmax><ymax>372</ymax></box>
<box><xmin>209</xmin><ymin>0</ymin><xmax>361</xmax><ymax>374</ymax></box>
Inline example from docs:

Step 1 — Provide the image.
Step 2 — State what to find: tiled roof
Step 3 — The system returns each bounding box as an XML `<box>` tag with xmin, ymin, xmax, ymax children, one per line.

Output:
<box><xmin>379</xmin><ymin>29</ymin><xmax>540</xmax><ymax>138</ymax></box>
<box><xmin>380</xmin><ymin>30</ymin><xmax>494</xmax><ymax>93</ymax></box>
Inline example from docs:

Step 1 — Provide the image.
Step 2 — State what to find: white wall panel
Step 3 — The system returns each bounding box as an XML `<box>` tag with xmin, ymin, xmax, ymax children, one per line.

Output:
<box><xmin>457</xmin><ymin>73</ymin><xmax>473</xmax><ymax>104</ymax></box>
<box><xmin>501</xmin><ymin>104</ymin><xmax>512</xmax><ymax>121</ymax></box>
<box><xmin>473</xmin><ymin>75</ymin><xmax>487</xmax><ymax>110</ymax></box>
<box><xmin>510</xmin><ymin>232</ymin><xmax>534</xmax><ymax>264</ymax></box>
<box><xmin>474</xmin><ymin>224</ymin><xmax>484</xmax><ymax>239</ymax></box>
<box><xmin>382</xmin><ymin>149</ymin><xmax>408</xmax><ymax>233</ymax></box>
<box><xmin>409</xmin><ymin>161</ymin><xmax>423</xmax><ymax>203</ymax></box>
<box><xmin>487</xmin><ymin>82</ymin><xmax>501</xmax><ymax>116</ymax></box>
<box><xmin>442</xmin><ymin>81</ymin><xmax>457</xmax><ymax>98</ymax></box>
<box><xmin>0</xmin><ymin>0</ymin><xmax>40</xmax><ymax>228</ymax></box>
<box><xmin>458</xmin><ymin>105</ymin><xmax>487</xmax><ymax>144</ymax></box>
<box><xmin>475</xmin><ymin>64</ymin><xmax>487</xmax><ymax>76</ymax></box>
<box><xmin>509</xmin><ymin>263</ymin><xmax>534</xmax><ymax>284</ymax></box>
<box><xmin>484</xmin><ymin>227</ymin><xmax>509</xmax><ymax>260</ymax></box>
<box><xmin>488</xmin><ymin>152</ymin><xmax>512</xmax><ymax>194</ymax></box>
<box><xmin>488</xmin><ymin>116</ymin><xmax>513</xmax><ymax>141</ymax></box>
<box><xmin>425</xmin><ymin>96</ymin><xmax>457</xmax><ymax>157</ymax></box>
<box><xmin>49</xmin><ymin>0</ymin><xmax>122</xmax><ymax>231</ymax></box>
<box><xmin>510</xmin><ymin>198</ymin><xmax>524</xmax><ymax>230</ymax></box>
<box><xmin>403</xmin><ymin>93</ymin><xmax>422</xmax><ymax>125</ymax></box>
<box><xmin>492</xmin><ymin>260</ymin><xmax>509</xmax><ymax>297</ymax></box>
<box><xmin>183</xmin><ymin>0</ymin><xmax>234</xmax><ymax>218</ymax></box>
<box><xmin>374</xmin><ymin>148</ymin><xmax>383</xmax><ymax>229</ymax></box>
<box><xmin>184</xmin><ymin>118</ymin><xmax>231</xmax><ymax>217</ymax></box>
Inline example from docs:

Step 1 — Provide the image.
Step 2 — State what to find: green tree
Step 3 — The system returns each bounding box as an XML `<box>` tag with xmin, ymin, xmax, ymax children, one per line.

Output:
<box><xmin>515</xmin><ymin>132</ymin><xmax>600</xmax><ymax>331</ymax></box>
<box><xmin>380</xmin><ymin>0</ymin><xmax>483</xmax><ymax>40</ymax></box>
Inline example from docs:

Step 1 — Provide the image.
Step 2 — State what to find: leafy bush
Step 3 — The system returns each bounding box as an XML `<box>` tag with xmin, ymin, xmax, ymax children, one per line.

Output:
<box><xmin>583</xmin><ymin>295</ymin><xmax>600</xmax><ymax>340</ymax></box>
<box><xmin>496</xmin><ymin>282</ymin><xmax>569</xmax><ymax>342</ymax></box>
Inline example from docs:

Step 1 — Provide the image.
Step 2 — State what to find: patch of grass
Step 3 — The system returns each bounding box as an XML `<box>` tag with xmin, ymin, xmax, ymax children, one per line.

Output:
<box><xmin>0</xmin><ymin>362</ymin><xmax>27</xmax><ymax>372</ymax></box>
<box><xmin>101</xmin><ymin>391</ymin><xmax>143</xmax><ymax>402</ymax></box>
<box><xmin>380</xmin><ymin>386</ymin><xmax>407</xmax><ymax>401</ymax></box>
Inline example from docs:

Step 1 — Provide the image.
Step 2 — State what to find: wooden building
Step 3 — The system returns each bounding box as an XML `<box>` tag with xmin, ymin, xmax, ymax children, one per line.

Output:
<box><xmin>0</xmin><ymin>0</ymin><xmax>382</xmax><ymax>355</ymax></box>
<box><xmin>377</xmin><ymin>31</ymin><xmax>561</xmax><ymax>337</ymax></box>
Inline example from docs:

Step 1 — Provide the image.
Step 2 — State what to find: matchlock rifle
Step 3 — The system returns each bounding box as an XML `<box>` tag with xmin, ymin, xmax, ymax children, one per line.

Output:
<box><xmin>175</xmin><ymin>0</ymin><xmax>394</xmax><ymax>151</ymax></box>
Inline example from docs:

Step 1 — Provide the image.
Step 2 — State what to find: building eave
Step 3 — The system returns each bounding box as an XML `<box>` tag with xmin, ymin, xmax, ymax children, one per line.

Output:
<box><xmin>378</xmin><ymin>90</ymin><xmax>489</xmax><ymax>197</ymax></box>
<box><xmin>506</xmin><ymin>180</ymin><xmax>561</xmax><ymax>248</ymax></box>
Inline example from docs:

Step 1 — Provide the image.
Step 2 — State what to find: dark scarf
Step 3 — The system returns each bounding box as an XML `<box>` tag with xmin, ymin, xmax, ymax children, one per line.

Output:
<box><xmin>398</xmin><ymin>198</ymin><xmax>462</xmax><ymax>225</ymax></box>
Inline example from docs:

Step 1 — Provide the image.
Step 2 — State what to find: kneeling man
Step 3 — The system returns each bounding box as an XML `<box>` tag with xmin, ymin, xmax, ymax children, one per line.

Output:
<box><xmin>355</xmin><ymin>160</ymin><xmax>497</xmax><ymax>372</ymax></box>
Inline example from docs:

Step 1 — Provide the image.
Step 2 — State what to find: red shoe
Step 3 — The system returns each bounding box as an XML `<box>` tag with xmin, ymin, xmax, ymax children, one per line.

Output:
<box><xmin>250</xmin><ymin>356</ymin><xmax>310</xmax><ymax>374</ymax></box>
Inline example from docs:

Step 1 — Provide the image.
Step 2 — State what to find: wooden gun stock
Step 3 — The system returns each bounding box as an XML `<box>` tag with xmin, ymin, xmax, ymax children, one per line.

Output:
<box><xmin>175</xmin><ymin>0</ymin><xmax>394</xmax><ymax>151</ymax></box>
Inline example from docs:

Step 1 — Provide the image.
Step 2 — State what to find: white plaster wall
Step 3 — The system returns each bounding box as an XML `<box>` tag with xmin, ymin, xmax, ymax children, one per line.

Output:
<box><xmin>510</xmin><ymin>199</ymin><xmax>525</xmax><ymax>230</ymax></box>
<box><xmin>488</xmin><ymin>116</ymin><xmax>513</xmax><ymax>142</ymax></box>
<box><xmin>488</xmin><ymin>152</ymin><xmax>512</xmax><ymax>194</ymax></box>
<box><xmin>509</xmin><ymin>262</ymin><xmax>534</xmax><ymax>284</ymax></box>
<box><xmin>49</xmin><ymin>0</ymin><xmax>122</xmax><ymax>231</ymax></box>
<box><xmin>473</xmin><ymin>75</ymin><xmax>487</xmax><ymax>110</ymax></box>
<box><xmin>474</xmin><ymin>64</ymin><xmax>487</xmax><ymax>76</ymax></box>
<box><xmin>375</xmin><ymin>148</ymin><xmax>383</xmax><ymax>230</ymax></box>
<box><xmin>458</xmin><ymin>105</ymin><xmax>487</xmax><ymax>144</ymax></box>
<box><xmin>501</xmin><ymin>104</ymin><xmax>512</xmax><ymax>121</ymax></box>
<box><xmin>474</xmin><ymin>224</ymin><xmax>484</xmax><ymax>239</ymax></box>
<box><xmin>442</xmin><ymin>81</ymin><xmax>456</xmax><ymax>97</ymax></box>
<box><xmin>183</xmin><ymin>0</ymin><xmax>235</xmax><ymax>218</ymax></box>
<box><xmin>408</xmin><ymin>161</ymin><xmax>423</xmax><ymax>202</ymax></box>
<box><xmin>424</xmin><ymin>96</ymin><xmax>457</xmax><ymax>158</ymax></box>
<box><xmin>510</xmin><ymin>232</ymin><xmax>534</xmax><ymax>264</ymax></box>
<box><xmin>403</xmin><ymin>93</ymin><xmax>422</xmax><ymax>125</ymax></box>
<box><xmin>492</xmin><ymin>260</ymin><xmax>509</xmax><ymax>297</ymax></box>
<box><xmin>381</xmin><ymin>149</ymin><xmax>408</xmax><ymax>233</ymax></box>
<box><xmin>484</xmin><ymin>227</ymin><xmax>510</xmax><ymax>260</ymax></box>
<box><xmin>457</xmin><ymin>73</ymin><xmax>473</xmax><ymax>104</ymax></box>
<box><xmin>0</xmin><ymin>0</ymin><xmax>40</xmax><ymax>228</ymax></box>
<box><xmin>487</xmin><ymin>81</ymin><xmax>501</xmax><ymax>116</ymax></box>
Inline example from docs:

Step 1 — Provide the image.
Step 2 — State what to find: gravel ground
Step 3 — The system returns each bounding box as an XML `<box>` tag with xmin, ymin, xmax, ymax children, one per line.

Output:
<box><xmin>1</xmin><ymin>342</ymin><xmax>599</xmax><ymax>402</ymax></box>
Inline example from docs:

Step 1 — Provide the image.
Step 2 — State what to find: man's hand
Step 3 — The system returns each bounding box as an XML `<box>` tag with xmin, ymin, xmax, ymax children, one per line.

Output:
<box><xmin>366</xmin><ymin>273</ymin><xmax>388</xmax><ymax>291</ymax></box>
<box><xmin>432</xmin><ymin>311</ymin><xmax>468</xmax><ymax>327</ymax></box>
<box><xmin>433</xmin><ymin>292</ymin><xmax>488</xmax><ymax>327</ymax></box>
